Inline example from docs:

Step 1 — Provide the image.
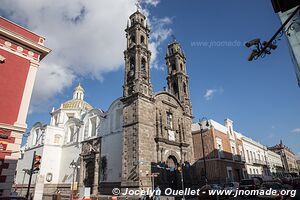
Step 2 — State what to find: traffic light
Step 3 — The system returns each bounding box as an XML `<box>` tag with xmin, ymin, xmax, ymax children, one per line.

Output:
<box><xmin>271</xmin><ymin>0</ymin><xmax>300</xmax><ymax>13</ymax></box>
<box><xmin>177</xmin><ymin>164</ymin><xmax>181</xmax><ymax>172</ymax></box>
<box><xmin>33</xmin><ymin>155</ymin><xmax>41</xmax><ymax>172</ymax></box>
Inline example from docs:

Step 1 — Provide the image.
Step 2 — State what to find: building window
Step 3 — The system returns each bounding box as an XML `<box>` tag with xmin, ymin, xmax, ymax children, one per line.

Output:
<box><xmin>231</xmin><ymin>146</ymin><xmax>236</xmax><ymax>155</ymax></box>
<box><xmin>171</xmin><ymin>63</ymin><xmax>176</xmax><ymax>71</ymax></box>
<box><xmin>180</xmin><ymin>63</ymin><xmax>183</xmax><ymax>71</ymax></box>
<box><xmin>67</xmin><ymin>113</ymin><xmax>74</xmax><ymax>120</ymax></box>
<box><xmin>183</xmin><ymin>82</ymin><xmax>187</xmax><ymax>94</ymax></box>
<box><xmin>166</xmin><ymin>112</ymin><xmax>173</xmax><ymax>129</ymax></box>
<box><xmin>246</xmin><ymin>150</ymin><xmax>249</xmax><ymax>162</ymax></box>
<box><xmin>130</xmin><ymin>57</ymin><xmax>135</xmax><ymax>70</ymax></box>
<box><xmin>216</xmin><ymin>138</ymin><xmax>223</xmax><ymax>158</ymax></box>
<box><xmin>141</xmin><ymin>35</ymin><xmax>145</xmax><ymax>44</ymax></box>
<box><xmin>131</xmin><ymin>35</ymin><xmax>136</xmax><ymax>44</ymax></box>
<box><xmin>89</xmin><ymin>117</ymin><xmax>97</xmax><ymax>137</ymax></box>
<box><xmin>141</xmin><ymin>58</ymin><xmax>146</xmax><ymax>74</ymax></box>
<box><xmin>69</xmin><ymin>126</ymin><xmax>75</xmax><ymax>142</ymax></box>
<box><xmin>227</xmin><ymin>167</ymin><xmax>233</xmax><ymax>181</ymax></box>
<box><xmin>229</xmin><ymin>126</ymin><xmax>233</xmax><ymax>136</ymax></box>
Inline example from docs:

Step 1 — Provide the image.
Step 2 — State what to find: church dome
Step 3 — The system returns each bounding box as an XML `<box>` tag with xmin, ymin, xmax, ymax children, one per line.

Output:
<box><xmin>62</xmin><ymin>99</ymin><xmax>93</xmax><ymax>110</ymax></box>
<box><xmin>60</xmin><ymin>83</ymin><xmax>92</xmax><ymax>110</ymax></box>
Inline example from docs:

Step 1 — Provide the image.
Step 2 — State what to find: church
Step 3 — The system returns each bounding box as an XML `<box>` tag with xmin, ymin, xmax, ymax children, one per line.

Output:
<box><xmin>15</xmin><ymin>9</ymin><xmax>195</xmax><ymax>197</ymax></box>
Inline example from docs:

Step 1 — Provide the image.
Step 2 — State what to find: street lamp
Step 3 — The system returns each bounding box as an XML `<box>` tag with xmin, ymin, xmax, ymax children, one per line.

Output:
<box><xmin>69</xmin><ymin>160</ymin><xmax>80</xmax><ymax>193</ymax></box>
<box><xmin>198</xmin><ymin>117</ymin><xmax>210</xmax><ymax>185</ymax></box>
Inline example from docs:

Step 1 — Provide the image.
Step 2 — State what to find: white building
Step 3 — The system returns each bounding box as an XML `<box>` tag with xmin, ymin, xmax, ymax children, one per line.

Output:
<box><xmin>266</xmin><ymin>149</ymin><xmax>284</xmax><ymax>177</ymax></box>
<box><xmin>15</xmin><ymin>84</ymin><xmax>123</xmax><ymax>196</ymax></box>
<box><xmin>278</xmin><ymin>6</ymin><xmax>300</xmax><ymax>87</ymax></box>
<box><xmin>241</xmin><ymin>136</ymin><xmax>270</xmax><ymax>180</ymax></box>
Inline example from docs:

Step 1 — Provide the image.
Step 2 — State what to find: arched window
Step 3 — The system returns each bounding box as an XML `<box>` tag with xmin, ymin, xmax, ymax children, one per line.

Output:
<box><xmin>131</xmin><ymin>35</ymin><xmax>136</xmax><ymax>44</ymax></box>
<box><xmin>166</xmin><ymin>112</ymin><xmax>173</xmax><ymax>129</ymax></box>
<box><xmin>130</xmin><ymin>57</ymin><xmax>135</xmax><ymax>70</ymax></box>
<box><xmin>141</xmin><ymin>58</ymin><xmax>146</xmax><ymax>73</ymax></box>
<box><xmin>172</xmin><ymin>64</ymin><xmax>176</xmax><ymax>71</ymax></box>
<box><xmin>180</xmin><ymin>63</ymin><xmax>183</xmax><ymax>71</ymax></box>
<box><xmin>141</xmin><ymin>35</ymin><xmax>145</xmax><ymax>44</ymax></box>
<box><xmin>173</xmin><ymin>81</ymin><xmax>178</xmax><ymax>94</ymax></box>
<box><xmin>183</xmin><ymin>82</ymin><xmax>187</xmax><ymax>94</ymax></box>
<box><xmin>89</xmin><ymin>117</ymin><xmax>97</xmax><ymax>137</ymax></box>
<box><xmin>68</xmin><ymin>125</ymin><xmax>75</xmax><ymax>142</ymax></box>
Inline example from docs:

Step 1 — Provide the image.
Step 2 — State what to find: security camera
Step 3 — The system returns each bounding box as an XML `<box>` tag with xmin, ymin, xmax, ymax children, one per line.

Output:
<box><xmin>248</xmin><ymin>49</ymin><xmax>259</xmax><ymax>61</ymax></box>
<box><xmin>0</xmin><ymin>55</ymin><xmax>5</xmax><ymax>64</ymax></box>
<box><xmin>245</xmin><ymin>38</ymin><xmax>261</xmax><ymax>48</ymax></box>
<box><xmin>262</xmin><ymin>41</ymin><xmax>277</xmax><ymax>50</ymax></box>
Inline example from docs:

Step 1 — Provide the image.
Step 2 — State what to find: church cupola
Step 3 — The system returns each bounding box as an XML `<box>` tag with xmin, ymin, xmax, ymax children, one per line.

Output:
<box><xmin>73</xmin><ymin>83</ymin><xmax>85</xmax><ymax>100</ymax></box>
<box><xmin>123</xmin><ymin>9</ymin><xmax>152</xmax><ymax>98</ymax></box>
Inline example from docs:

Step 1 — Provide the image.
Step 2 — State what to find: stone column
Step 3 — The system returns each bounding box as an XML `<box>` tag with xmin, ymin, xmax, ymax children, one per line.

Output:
<box><xmin>79</xmin><ymin>156</ymin><xmax>84</xmax><ymax>188</ymax></box>
<box><xmin>93</xmin><ymin>153</ymin><xmax>99</xmax><ymax>195</ymax></box>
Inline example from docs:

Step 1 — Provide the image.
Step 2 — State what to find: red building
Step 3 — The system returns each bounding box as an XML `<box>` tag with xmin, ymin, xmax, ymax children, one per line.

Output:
<box><xmin>0</xmin><ymin>17</ymin><xmax>50</xmax><ymax>196</ymax></box>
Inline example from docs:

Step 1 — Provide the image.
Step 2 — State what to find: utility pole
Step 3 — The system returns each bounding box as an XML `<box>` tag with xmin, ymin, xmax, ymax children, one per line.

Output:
<box><xmin>20</xmin><ymin>169</ymin><xmax>30</xmax><ymax>196</ymax></box>
<box><xmin>26</xmin><ymin>151</ymin><xmax>36</xmax><ymax>199</ymax></box>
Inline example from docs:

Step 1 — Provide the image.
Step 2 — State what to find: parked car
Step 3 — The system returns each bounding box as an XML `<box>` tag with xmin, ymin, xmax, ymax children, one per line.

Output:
<box><xmin>223</xmin><ymin>182</ymin><xmax>239</xmax><ymax>198</ymax></box>
<box><xmin>258</xmin><ymin>182</ymin><xmax>285</xmax><ymax>200</ymax></box>
<box><xmin>239</xmin><ymin>178</ymin><xmax>261</xmax><ymax>190</ymax></box>
<box><xmin>197</xmin><ymin>184</ymin><xmax>223</xmax><ymax>200</ymax></box>
<box><xmin>252</xmin><ymin>176</ymin><xmax>264</xmax><ymax>184</ymax></box>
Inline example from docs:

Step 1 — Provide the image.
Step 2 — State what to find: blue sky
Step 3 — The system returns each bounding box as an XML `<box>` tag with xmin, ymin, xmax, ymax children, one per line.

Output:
<box><xmin>1</xmin><ymin>0</ymin><xmax>299</xmax><ymax>157</ymax></box>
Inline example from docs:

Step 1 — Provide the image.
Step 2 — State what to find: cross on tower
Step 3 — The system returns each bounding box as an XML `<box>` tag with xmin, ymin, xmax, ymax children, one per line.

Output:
<box><xmin>171</xmin><ymin>34</ymin><xmax>177</xmax><ymax>42</ymax></box>
<box><xmin>135</xmin><ymin>0</ymin><xmax>141</xmax><ymax>11</ymax></box>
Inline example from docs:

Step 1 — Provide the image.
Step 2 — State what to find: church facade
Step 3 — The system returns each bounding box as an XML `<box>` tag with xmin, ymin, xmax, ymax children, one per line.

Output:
<box><xmin>121</xmin><ymin>10</ymin><xmax>194</xmax><ymax>189</ymax></box>
<box><xmin>16</xmin><ymin>9</ymin><xmax>195</xmax><ymax>196</ymax></box>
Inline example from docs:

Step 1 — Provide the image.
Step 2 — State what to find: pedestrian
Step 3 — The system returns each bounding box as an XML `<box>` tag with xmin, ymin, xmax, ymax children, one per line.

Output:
<box><xmin>154</xmin><ymin>186</ymin><xmax>161</xmax><ymax>200</ymax></box>
<box><xmin>140</xmin><ymin>188</ymin><xmax>147</xmax><ymax>200</ymax></box>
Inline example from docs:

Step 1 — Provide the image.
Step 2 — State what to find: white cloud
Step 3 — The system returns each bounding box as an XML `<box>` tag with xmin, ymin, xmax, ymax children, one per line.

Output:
<box><xmin>291</xmin><ymin>128</ymin><xmax>300</xmax><ymax>133</ymax></box>
<box><xmin>143</xmin><ymin>0</ymin><xmax>160</xmax><ymax>7</ymax></box>
<box><xmin>204</xmin><ymin>89</ymin><xmax>217</xmax><ymax>100</ymax></box>
<box><xmin>204</xmin><ymin>87</ymin><xmax>224</xmax><ymax>100</ymax></box>
<box><xmin>0</xmin><ymin>0</ymin><xmax>172</xmax><ymax>112</ymax></box>
<box><xmin>149</xmin><ymin>17</ymin><xmax>173</xmax><ymax>69</ymax></box>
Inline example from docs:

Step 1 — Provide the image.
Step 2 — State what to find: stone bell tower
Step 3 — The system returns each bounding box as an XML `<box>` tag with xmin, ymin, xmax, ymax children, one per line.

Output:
<box><xmin>123</xmin><ymin>9</ymin><xmax>152</xmax><ymax>97</ymax></box>
<box><xmin>166</xmin><ymin>40</ymin><xmax>192</xmax><ymax>115</ymax></box>
<box><xmin>121</xmin><ymin>9</ymin><xmax>156</xmax><ymax>189</ymax></box>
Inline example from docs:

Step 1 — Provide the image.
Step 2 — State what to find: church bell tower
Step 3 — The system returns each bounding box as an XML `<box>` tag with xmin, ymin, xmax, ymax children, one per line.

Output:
<box><xmin>121</xmin><ymin>9</ymin><xmax>156</xmax><ymax>189</ymax></box>
<box><xmin>166</xmin><ymin>40</ymin><xmax>192</xmax><ymax>115</ymax></box>
<box><xmin>123</xmin><ymin>9</ymin><xmax>152</xmax><ymax>97</ymax></box>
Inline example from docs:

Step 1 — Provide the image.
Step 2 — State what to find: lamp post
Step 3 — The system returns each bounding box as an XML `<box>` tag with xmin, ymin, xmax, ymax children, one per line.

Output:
<box><xmin>69</xmin><ymin>160</ymin><xmax>80</xmax><ymax>198</ymax></box>
<box><xmin>20</xmin><ymin>169</ymin><xmax>30</xmax><ymax>196</ymax></box>
<box><xmin>179</xmin><ymin>160</ymin><xmax>185</xmax><ymax>200</ymax></box>
<box><xmin>198</xmin><ymin>118</ymin><xmax>210</xmax><ymax>185</ymax></box>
